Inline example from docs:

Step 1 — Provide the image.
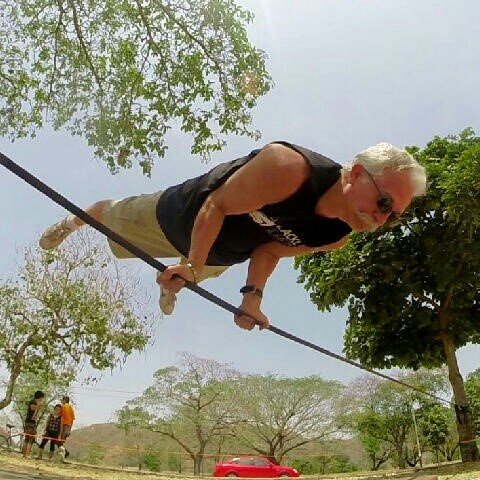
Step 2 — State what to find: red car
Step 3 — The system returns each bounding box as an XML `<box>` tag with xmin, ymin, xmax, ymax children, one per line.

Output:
<box><xmin>213</xmin><ymin>456</ymin><xmax>300</xmax><ymax>478</ymax></box>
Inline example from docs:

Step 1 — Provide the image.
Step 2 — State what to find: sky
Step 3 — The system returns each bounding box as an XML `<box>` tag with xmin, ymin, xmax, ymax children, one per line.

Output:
<box><xmin>1</xmin><ymin>0</ymin><xmax>479</xmax><ymax>427</ymax></box>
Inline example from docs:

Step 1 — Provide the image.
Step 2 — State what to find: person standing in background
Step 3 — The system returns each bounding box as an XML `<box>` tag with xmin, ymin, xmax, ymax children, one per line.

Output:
<box><xmin>59</xmin><ymin>395</ymin><xmax>75</xmax><ymax>458</ymax></box>
<box><xmin>22</xmin><ymin>390</ymin><xmax>45</xmax><ymax>458</ymax></box>
<box><xmin>37</xmin><ymin>404</ymin><xmax>63</xmax><ymax>460</ymax></box>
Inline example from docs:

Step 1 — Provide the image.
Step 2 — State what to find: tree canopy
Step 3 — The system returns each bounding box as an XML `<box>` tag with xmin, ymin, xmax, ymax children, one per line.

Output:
<box><xmin>0</xmin><ymin>231</ymin><xmax>153</xmax><ymax>410</ymax></box>
<box><xmin>231</xmin><ymin>374</ymin><xmax>345</xmax><ymax>464</ymax></box>
<box><xmin>0</xmin><ymin>0</ymin><xmax>273</xmax><ymax>174</ymax></box>
<box><xmin>465</xmin><ymin>368</ymin><xmax>480</xmax><ymax>434</ymax></box>
<box><xmin>295</xmin><ymin>128</ymin><xmax>480</xmax><ymax>461</ymax></box>
<box><xmin>117</xmin><ymin>353</ymin><xmax>240</xmax><ymax>475</ymax></box>
<box><xmin>346</xmin><ymin>370</ymin><xmax>450</xmax><ymax>469</ymax></box>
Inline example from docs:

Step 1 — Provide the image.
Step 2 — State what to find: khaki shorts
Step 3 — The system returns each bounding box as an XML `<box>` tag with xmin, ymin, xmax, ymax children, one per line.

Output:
<box><xmin>103</xmin><ymin>191</ymin><xmax>229</xmax><ymax>282</ymax></box>
<box><xmin>24</xmin><ymin>422</ymin><xmax>37</xmax><ymax>445</ymax></box>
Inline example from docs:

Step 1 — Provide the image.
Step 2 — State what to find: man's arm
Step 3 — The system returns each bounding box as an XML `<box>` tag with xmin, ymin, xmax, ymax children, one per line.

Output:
<box><xmin>158</xmin><ymin>143</ymin><xmax>310</xmax><ymax>291</ymax></box>
<box><xmin>234</xmin><ymin>245</ymin><xmax>279</xmax><ymax>330</ymax></box>
<box><xmin>234</xmin><ymin>236</ymin><xmax>349</xmax><ymax>330</ymax></box>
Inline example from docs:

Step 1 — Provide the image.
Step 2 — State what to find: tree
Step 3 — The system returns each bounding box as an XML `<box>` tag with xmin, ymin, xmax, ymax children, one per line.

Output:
<box><xmin>0</xmin><ymin>0</ymin><xmax>272</xmax><ymax>175</ymax></box>
<box><xmin>348</xmin><ymin>370</ymin><xmax>449</xmax><ymax>470</ymax></box>
<box><xmin>81</xmin><ymin>443</ymin><xmax>106</xmax><ymax>465</ymax></box>
<box><xmin>417</xmin><ymin>403</ymin><xmax>459</xmax><ymax>463</ymax></box>
<box><xmin>349</xmin><ymin>392</ymin><xmax>393</xmax><ymax>472</ymax></box>
<box><xmin>117</xmin><ymin>405</ymin><xmax>153</xmax><ymax>470</ymax></box>
<box><xmin>346</xmin><ymin>371</ymin><xmax>450</xmax><ymax>469</ymax></box>
<box><xmin>141</xmin><ymin>449</ymin><xmax>163</xmax><ymax>472</ymax></box>
<box><xmin>291</xmin><ymin>453</ymin><xmax>358</xmax><ymax>475</ymax></box>
<box><xmin>118</xmin><ymin>353</ymin><xmax>240</xmax><ymax>475</ymax></box>
<box><xmin>231</xmin><ymin>374</ymin><xmax>345</xmax><ymax>465</ymax></box>
<box><xmin>465</xmin><ymin>368</ymin><xmax>480</xmax><ymax>435</ymax></box>
<box><xmin>0</xmin><ymin>230</ymin><xmax>153</xmax><ymax>411</ymax></box>
<box><xmin>296</xmin><ymin>129</ymin><xmax>480</xmax><ymax>462</ymax></box>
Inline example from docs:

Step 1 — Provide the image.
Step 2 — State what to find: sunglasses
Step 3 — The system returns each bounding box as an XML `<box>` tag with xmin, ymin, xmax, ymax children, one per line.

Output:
<box><xmin>364</xmin><ymin>170</ymin><xmax>402</xmax><ymax>227</ymax></box>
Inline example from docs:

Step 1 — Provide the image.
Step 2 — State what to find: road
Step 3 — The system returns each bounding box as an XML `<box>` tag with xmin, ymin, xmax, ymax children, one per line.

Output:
<box><xmin>0</xmin><ymin>467</ymin><xmax>65</xmax><ymax>480</ymax></box>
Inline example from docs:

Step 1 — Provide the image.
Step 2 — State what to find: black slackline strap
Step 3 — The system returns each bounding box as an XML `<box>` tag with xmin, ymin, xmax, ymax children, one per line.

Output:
<box><xmin>0</xmin><ymin>151</ymin><xmax>453</xmax><ymax>407</ymax></box>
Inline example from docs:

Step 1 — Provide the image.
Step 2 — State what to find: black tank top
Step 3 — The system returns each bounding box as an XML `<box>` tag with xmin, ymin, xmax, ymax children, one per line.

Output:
<box><xmin>156</xmin><ymin>141</ymin><xmax>351</xmax><ymax>266</ymax></box>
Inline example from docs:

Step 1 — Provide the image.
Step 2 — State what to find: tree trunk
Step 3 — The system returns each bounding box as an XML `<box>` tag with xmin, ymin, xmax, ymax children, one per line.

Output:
<box><xmin>442</xmin><ymin>334</ymin><xmax>480</xmax><ymax>462</ymax></box>
<box><xmin>0</xmin><ymin>338</ymin><xmax>33</xmax><ymax>410</ymax></box>
<box><xmin>394</xmin><ymin>429</ymin><xmax>407</xmax><ymax>469</ymax></box>
<box><xmin>193</xmin><ymin>452</ymin><xmax>204</xmax><ymax>476</ymax></box>
<box><xmin>136</xmin><ymin>443</ymin><xmax>141</xmax><ymax>471</ymax></box>
<box><xmin>396</xmin><ymin>445</ymin><xmax>406</xmax><ymax>469</ymax></box>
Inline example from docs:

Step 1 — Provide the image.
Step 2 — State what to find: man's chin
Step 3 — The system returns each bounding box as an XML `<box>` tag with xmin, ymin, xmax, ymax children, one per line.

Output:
<box><xmin>356</xmin><ymin>214</ymin><xmax>378</xmax><ymax>232</ymax></box>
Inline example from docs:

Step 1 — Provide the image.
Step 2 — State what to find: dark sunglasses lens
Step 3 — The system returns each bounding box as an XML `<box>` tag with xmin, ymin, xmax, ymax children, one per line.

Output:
<box><xmin>377</xmin><ymin>196</ymin><xmax>393</xmax><ymax>214</ymax></box>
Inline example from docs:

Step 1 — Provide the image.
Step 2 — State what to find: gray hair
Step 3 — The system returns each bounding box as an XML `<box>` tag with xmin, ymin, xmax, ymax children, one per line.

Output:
<box><xmin>344</xmin><ymin>142</ymin><xmax>427</xmax><ymax>196</ymax></box>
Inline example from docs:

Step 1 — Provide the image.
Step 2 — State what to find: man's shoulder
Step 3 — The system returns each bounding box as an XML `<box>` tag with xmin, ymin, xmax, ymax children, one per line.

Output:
<box><xmin>265</xmin><ymin>141</ymin><xmax>340</xmax><ymax>168</ymax></box>
<box><xmin>256</xmin><ymin>142</ymin><xmax>308</xmax><ymax>167</ymax></box>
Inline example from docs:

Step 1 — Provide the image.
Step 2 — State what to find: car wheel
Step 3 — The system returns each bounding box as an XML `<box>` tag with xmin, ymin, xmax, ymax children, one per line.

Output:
<box><xmin>226</xmin><ymin>474</ymin><xmax>238</xmax><ymax>477</ymax></box>
<box><xmin>279</xmin><ymin>475</ymin><xmax>291</xmax><ymax>478</ymax></box>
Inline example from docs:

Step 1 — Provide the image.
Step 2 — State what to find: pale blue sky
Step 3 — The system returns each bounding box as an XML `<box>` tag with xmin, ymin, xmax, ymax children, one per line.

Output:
<box><xmin>1</xmin><ymin>0</ymin><xmax>479</xmax><ymax>426</ymax></box>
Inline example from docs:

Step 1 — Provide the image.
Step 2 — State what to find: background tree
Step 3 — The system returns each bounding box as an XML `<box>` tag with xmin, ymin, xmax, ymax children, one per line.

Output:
<box><xmin>118</xmin><ymin>353</ymin><xmax>240</xmax><ymax>475</ymax></box>
<box><xmin>296</xmin><ymin>129</ymin><xmax>480</xmax><ymax>462</ymax></box>
<box><xmin>231</xmin><ymin>374</ymin><xmax>345</xmax><ymax>465</ymax></box>
<box><xmin>465</xmin><ymin>368</ymin><xmax>480</xmax><ymax>435</ymax></box>
<box><xmin>349</xmin><ymin>396</ymin><xmax>393</xmax><ymax>472</ymax></box>
<box><xmin>0</xmin><ymin>0</ymin><xmax>273</xmax><ymax>175</ymax></box>
<box><xmin>417</xmin><ymin>402</ymin><xmax>459</xmax><ymax>463</ymax></box>
<box><xmin>291</xmin><ymin>452</ymin><xmax>358</xmax><ymax>475</ymax></box>
<box><xmin>80</xmin><ymin>442</ymin><xmax>106</xmax><ymax>465</ymax></box>
<box><xmin>0</xmin><ymin>230</ymin><xmax>153</xmax><ymax>411</ymax></box>
<box><xmin>117</xmin><ymin>405</ymin><xmax>153</xmax><ymax>470</ymax></box>
<box><xmin>346</xmin><ymin>371</ymin><xmax>450</xmax><ymax>469</ymax></box>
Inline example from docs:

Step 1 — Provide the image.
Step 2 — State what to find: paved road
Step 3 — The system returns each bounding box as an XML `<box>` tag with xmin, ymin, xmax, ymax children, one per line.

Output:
<box><xmin>0</xmin><ymin>467</ymin><xmax>65</xmax><ymax>480</ymax></box>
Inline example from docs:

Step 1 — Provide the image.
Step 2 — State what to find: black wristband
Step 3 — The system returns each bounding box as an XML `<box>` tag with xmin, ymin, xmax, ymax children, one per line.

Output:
<box><xmin>240</xmin><ymin>285</ymin><xmax>263</xmax><ymax>298</ymax></box>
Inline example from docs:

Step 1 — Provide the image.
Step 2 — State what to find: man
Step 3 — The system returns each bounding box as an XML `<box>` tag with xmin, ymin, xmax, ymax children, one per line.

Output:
<box><xmin>39</xmin><ymin>141</ymin><xmax>426</xmax><ymax>330</ymax></box>
<box><xmin>22</xmin><ymin>390</ymin><xmax>45</xmax><ymax>458</ymax></box>
<box><xmin>59</xmin><ymin>395</ymin><xmax>75</xmax><ymax>457</ymax></box>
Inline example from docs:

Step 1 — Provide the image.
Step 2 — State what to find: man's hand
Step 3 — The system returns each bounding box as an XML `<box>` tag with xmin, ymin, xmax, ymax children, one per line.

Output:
<box><xmin>157</xmin><ymin>264</ymin><xmax>196</xmax><ymax>293</ymax></box>
<box><xmin>234</xmin><ymin>293</ymin><xmax>269</xmax><ymax>331</ymax></box>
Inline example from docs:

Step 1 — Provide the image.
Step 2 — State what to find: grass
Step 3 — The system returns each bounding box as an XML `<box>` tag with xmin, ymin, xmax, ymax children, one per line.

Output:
<box><xmin>1</xmin><ymin>450</ymin><xmax>480</xmax><ymax>480</ymax></box>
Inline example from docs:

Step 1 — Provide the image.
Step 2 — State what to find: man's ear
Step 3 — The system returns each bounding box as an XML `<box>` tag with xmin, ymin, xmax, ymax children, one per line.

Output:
<box><xmin>349</xmin><ymin>164</ymin><xmax>365</xmax><ymax>183</ymax></box>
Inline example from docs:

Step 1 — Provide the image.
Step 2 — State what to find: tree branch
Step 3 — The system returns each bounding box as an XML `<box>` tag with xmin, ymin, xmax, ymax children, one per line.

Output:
<box><xmin>46</xmin><ymin>8</ymin><xmax>64</xmax><ymax>109</ymax></box>
<box><xmin>0</xmin><ymin>335</ymin><xmax>35</xmax><ymax>410</ymax></box>
<box><xmin>59</xmin><ymin>0</ymin><xmax>103</xmax><ymax>89</ymax></box>
<box><xmin>156</xmin><ymin>2</ymin><xmax>228</xmax><ymax>93</ymax></box>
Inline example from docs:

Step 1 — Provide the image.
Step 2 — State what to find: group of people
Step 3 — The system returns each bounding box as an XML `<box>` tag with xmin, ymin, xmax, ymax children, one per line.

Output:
<box><xmin>22</xmin><ymin>390</ymin><xmax>76</xmax><ymax>460</ymax></box>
